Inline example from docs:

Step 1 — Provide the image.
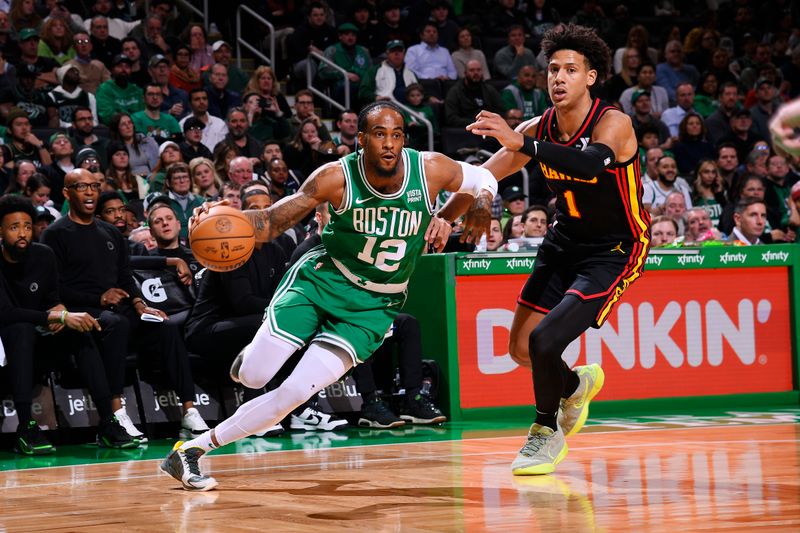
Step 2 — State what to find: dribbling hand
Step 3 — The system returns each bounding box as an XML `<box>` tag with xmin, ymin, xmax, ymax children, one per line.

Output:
<box><xmin>190</xmin><ymin>199</ymin><xmax>230</xmax><ymax>233</ymax></box>
<box><xmin>459</xmin><ymin>190</ymin><xmax>494</xmax><ymax>245</ymax></box>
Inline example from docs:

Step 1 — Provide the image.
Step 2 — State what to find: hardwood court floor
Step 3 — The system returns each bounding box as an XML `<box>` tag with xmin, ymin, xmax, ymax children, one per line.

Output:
<box><xmin>0</xmin><ymin>412</ymin><xmax>798</xmax><ymax>532</ymax></box>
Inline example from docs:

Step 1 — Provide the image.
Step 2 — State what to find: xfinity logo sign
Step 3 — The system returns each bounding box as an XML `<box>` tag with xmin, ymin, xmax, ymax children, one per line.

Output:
<box><xmin>719</xmin><ymin>252</ymin><xmax>747</xmax><ymax>265</ymax></box>
<box><xmin>461</xmin><ymin>259</ymin><xmax>491</xmax><ymax>271</ymax></box>
<box><xmin>475</xmin><ymin>298</ymin><xmax>772</xmax><ymax>375</ymax></box>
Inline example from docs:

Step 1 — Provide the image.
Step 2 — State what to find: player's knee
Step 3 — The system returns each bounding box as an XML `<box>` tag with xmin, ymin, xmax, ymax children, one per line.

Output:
<box><xmin>529</xmin><ymin>327</ymin><xmax>555</xmax><ymax>361</ymax></box>
<box><xmin>238</xmin><ymin>356</ymin><xmax>270</xmax><ymax>390</ymax></box>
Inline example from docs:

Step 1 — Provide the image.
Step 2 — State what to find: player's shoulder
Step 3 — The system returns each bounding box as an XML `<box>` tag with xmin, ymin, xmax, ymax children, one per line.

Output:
<box><xmin>519</xmin><ymin>115</ymin><xmax>542</xmax><ymax>136</ymax></box>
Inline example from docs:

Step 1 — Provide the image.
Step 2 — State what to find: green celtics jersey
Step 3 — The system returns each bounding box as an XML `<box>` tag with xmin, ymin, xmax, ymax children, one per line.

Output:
<box><xmin>322</xmin><ymin>148</ymin><xmax>434</xmax><ymax>293</ymax></box>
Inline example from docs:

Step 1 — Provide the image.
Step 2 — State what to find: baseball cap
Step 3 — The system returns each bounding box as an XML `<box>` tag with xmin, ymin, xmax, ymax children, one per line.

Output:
<box><xmin>35</xmin><ymin>206</ymin><xmax>55</xmax><ymax>223</ymax></box>
<box><xmin>48</xmin><ymin>132</ymin><xmax>72</xmax><ymax>147</ymax></box>
<box><xmin>18</xmin><ymin>28</ymin><xmax>39</xmax><ymax>41</ymax></box>
<box><xmin>211</xmin><ymin>40</ymin><xmax>230</xmax><ymax>52</ymax></box>
<box><xmin>111</xmin><ymin>53</ymin><xmax>132</xmax><ymax>66</ymax></box>
<box><xmin>755</xmin><ymin>77</ymin><xmax>774</xmax><ymax>89</ymax></box>
<box><xmin>731</xmin><ymin>108</ymin><xmax>751</xmax><ymax>118</ymax></box>
<box><xmin>631</xmin><ymin>89</ymin><xmax>650</xmax><ymax>105</ymax></box>
<box><xmin>337</xmin><ymin>23</ymin><xmax>359</xmax><ymax>33</ymax></box>
<box><xmin>148</xmin><ymin>54</ymin><xmax>169</xmax><ymax>69</ymax></box>
<box><xmin>143</xmin><ymin>192</ymin><xmax>171</xmax><ymax>212</ymax></box>
<box><xmin>386</xmin><ymin>39</ymin><xmax>404</xmax><ymax>51</ymax></box>
<box><xmin>158</xmin><ymin>140</ymin><xmax>180</xmax><ymax>156</ymax></box>
<box><xmin>502</xmin><ymin>185</ymin><xmax>526</xmax><ymax>202</ymax></box>
<box><xmin>5</xmin><ymin>107</ymin><xmax>29</xmax><ymax>126</ymax></box>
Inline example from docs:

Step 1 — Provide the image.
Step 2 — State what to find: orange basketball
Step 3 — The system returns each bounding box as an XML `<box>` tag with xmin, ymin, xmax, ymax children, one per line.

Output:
<box><xmin>190</xmin><ymin>205</ymin><xmax>255</xmax><ymax>272</ymax></box>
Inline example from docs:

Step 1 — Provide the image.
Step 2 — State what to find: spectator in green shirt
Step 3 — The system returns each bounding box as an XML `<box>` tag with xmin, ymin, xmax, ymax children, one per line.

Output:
<box><xmin>132</xmin><ymin>83</ymin><xmax>182</xmax><ymax>145</ymax></box>
<box><xmin>95</xmin><ymin>54</ymin><xmax>144</xmax><ymax>125</ymax></box>
<box><xmin>319</xmin><ymin>23</ymin><xmax>372</xmax><ymax>106</ymax></box>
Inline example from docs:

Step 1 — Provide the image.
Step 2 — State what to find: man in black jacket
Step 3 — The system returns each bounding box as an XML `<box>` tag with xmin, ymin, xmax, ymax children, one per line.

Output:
<box><xmin>41</xmin><ymin>169</ymin><xmax>210</xmax><ymax>443</ymax></box>
<box><xmin>0</xmin><ymin>195</ymin><xmax>136</xmax><ymax>453</ymax></box>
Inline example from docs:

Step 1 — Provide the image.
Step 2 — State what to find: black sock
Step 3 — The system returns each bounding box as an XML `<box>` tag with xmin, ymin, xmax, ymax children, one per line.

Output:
<box><xmin>15</xmin><ymin>402</ymin><xmax>32</xmax><ymax>428</ymax></box>
<box><xmin>96</xmin><ymin>396</ymin><xmax>113</xmax><ymax>421</ymax></box>
<box><xmin>562</xmin><ymin>367</ymin><xmax>580</xmax><ymax>399</ymax></box>
<box><xmin>534</xmin><ymin>410</ymin><xmax>558</xmax><ymax>431</ymax></box>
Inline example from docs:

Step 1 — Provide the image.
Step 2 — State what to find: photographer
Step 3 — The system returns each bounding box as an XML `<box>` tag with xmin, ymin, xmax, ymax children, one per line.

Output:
<box><xmin>241</xmin><ymin>92</ymin><xmax>292</xmax><ymax>144</ymax></box>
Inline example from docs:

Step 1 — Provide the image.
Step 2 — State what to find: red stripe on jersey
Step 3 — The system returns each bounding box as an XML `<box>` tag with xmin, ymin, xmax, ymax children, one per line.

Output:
<box><xmin>564</xmin><ymin>240</ymin><xmax>645</xmax><ymax>300</ymax></box>
<box><xmin>547</xmin><ymin>99</ymin><xmax>601</xmax><ymax>146</ymax></box>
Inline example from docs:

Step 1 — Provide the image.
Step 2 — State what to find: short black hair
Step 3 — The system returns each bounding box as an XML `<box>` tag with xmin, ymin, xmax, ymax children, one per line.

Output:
<box><xmin>96</xmin><ymin>191</ymin><xmax>124</xmax><ymax>214</ymax></box>
<box><xmin>0</xmin><ymin>194</ymin><xmax>37</xmax><ymax>224</ymax></box>
<box><xmin>540</xmin><ymin>23</ymin><xmax>611</xmax><ymax>82</ymax></box>
<box><xmin>357</xmin><ymin>100</ymin><xmax>405</xmax><ymax>132</ymax></box>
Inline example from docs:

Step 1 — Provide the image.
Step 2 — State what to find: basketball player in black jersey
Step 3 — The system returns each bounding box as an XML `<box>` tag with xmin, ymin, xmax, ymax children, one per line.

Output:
<box><xmin>446</xmin><ymin>24</ymin><xmax>651</xmax><ymax>475</ymax></box>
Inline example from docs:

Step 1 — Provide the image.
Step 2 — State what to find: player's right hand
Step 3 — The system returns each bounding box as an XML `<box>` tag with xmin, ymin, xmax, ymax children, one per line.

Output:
<box><xmin>770</xmin><ymin>98</ymin><xmax>800</xmax><ymax>158</ymax></box>
<box><xmin>190</xmin><ymin>199</ymin><xmax>230</xmax><ymax>231</ymax></box>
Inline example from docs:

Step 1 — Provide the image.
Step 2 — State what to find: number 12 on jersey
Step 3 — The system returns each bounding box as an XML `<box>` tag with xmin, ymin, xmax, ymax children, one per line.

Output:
<box><xmin>357</xmin><ymin>236</ymin><xmax>407</xmax><ymax>272</ymax></box>
<box><xmin>563</xmin><ymin>190</ymin><xmax>582</xmax><ymax>218</ymax></box>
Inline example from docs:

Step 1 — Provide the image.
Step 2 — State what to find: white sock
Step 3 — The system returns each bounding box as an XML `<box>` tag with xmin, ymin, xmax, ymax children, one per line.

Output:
<box><xmin>183</xmin><ymin>431</ymin><xmax>217</xmax><ymax>453</ymax></box>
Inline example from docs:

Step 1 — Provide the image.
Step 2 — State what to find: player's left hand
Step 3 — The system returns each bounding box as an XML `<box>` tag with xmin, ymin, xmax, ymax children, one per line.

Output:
<box><xmin>459</xmin><ymin>190</ymin><xmax>493</xmax><ymax>244</ymax></box>
<box><xmin>424</xmin><ymin>216</ymin><xmax>453</xmax><ymax>253</ymax></box>
<box><xmin>189</xmin><ymin>199</ymin><xmax>230</xmax><ymax>232</ymax></box>
<box><xmin>467</xmin><ymin>111</ymin><xmax>524</xmax><ymax>151</ymax></box>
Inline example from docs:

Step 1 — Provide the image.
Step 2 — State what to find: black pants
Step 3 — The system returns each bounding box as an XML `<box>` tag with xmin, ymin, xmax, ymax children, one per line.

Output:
<box><xmin>186</xmin><ymin>314</ymin><xmax>264</xmax><ymax>401</ymax></box>
<box><xmin>90</xmin><ymin>306</ymin><xmax>196</xmax><ymax>403</ymax></box>
<box><xmin>352</xmin><ymin>313</ymin><xmax>423</xmax><ymax>398</ymax></box>
<box><xmin>0</xmin><ymin>323</ymin><xmax>114</xmax><ymax>423</ymax></box>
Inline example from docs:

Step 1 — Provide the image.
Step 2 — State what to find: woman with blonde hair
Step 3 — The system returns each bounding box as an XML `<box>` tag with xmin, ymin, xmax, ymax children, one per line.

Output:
<box><xmin>691</xmin><ymin>159</ymin><xmax>727</xmax><ymax>227</ymax></box>
<box><xmin>37</xmin><ymin>17</ymin><xmax>74</xmax><ymax>64</ymax></box>
<box><xmin>602</xmin><ymin>47</ymin><xmax>640</xmax><ymax>103</ymax></box>
<box><xmin>244</xmin><ymin>65</ymin><xmax>292</xmax><ymax>117</ymax></box>
<box><xmin>212</xmin><ymin>141</ymin><xmax>240</xmax><ymax>180</ymax></box>
<box><xmin>189</xmin><ymin>157</ymin><xmax>222</xmax><ymax>200</ymax></box>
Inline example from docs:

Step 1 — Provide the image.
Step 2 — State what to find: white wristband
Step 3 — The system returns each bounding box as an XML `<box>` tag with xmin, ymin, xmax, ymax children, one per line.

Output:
<box><xmin>457</xmin><ymin>162</ymin><xmax>498</xmax><ymax>198</ymax></box>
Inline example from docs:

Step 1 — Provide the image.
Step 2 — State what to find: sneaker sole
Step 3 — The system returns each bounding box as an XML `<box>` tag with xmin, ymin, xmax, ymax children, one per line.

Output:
<box><xmin>358</xmin><ymin>418</ymin><xmax>405</xmax><ymax>429</ymax></box>
<box><xmin>399</xmin><ymin>414</ymin><xmax>447</xmax><ymax>425</ymax></box>
<box><xmin>160</xmin><ymin>451</ymin><xmax>219</xmax><ymax>492</ymax></box>
<box><xmin>511</xmin><ymin>442</ymin><xmax>569</xmax><ymax>476</ymax></box>
<box><xmin>564</xmin><ymin>364</ymin><xmax>605</xmax><ymax>438</ymax></box>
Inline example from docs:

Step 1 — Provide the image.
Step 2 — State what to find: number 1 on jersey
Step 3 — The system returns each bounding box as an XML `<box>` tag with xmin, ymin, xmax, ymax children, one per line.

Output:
<box><xmin>357</xmin><ymin>236</ymin><xmax>407</xmax><ymax>273</ymax></box>
<box><xmin>563</xmin><ymin>190</ymin><xmax>582</xmax><ymax>218</ymax></box>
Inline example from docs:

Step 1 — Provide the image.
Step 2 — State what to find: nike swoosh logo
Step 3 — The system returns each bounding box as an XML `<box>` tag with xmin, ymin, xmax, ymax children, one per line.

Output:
<box><xmin>355</xmin><ymin>197</ymin><xmax>373</xmax><ymax>205</ymax></box>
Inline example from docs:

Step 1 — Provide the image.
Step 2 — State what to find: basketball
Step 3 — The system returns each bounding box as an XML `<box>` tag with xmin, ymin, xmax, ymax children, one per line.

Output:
<box><xmin>190</xmin><ymin>205</ymin><xmax>255</xmax><ymax>272</ymax></box>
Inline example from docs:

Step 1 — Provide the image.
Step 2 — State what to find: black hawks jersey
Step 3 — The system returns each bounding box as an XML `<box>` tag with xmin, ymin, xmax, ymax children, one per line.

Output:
<box><xmin>533</xmin><ymin>98</ymin><xmax>650</xmax><ymax>245</ymax></box>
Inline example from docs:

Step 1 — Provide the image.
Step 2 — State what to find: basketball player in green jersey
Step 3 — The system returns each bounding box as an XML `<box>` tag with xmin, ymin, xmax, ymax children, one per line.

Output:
<box><xmin>161</xmin><ymin>101</ymin><xmax>497</xmax><ymax>491</ymax></box>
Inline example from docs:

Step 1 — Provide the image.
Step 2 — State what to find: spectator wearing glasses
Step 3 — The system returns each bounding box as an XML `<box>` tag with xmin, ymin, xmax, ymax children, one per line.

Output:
<box><xmin>68</xmin><ymin>106</ymin><xmax>110</xmax><ymax>169</ymax></box>
<box><xmin>131</xmin><ymin>82</ymin><xmax>182</xmax><ymax>145</ymax></box>
<box><xmin>88</xmin><ymin>16</ymin><xmax>122</xmax><ymax>70</ymax></box>
<box><xmin>65</xmin><ymin>30</ymin><xmax>110</xmax><ymax>93</ymax></box>
<box><xmin>179</xmin><ymin>117</ymin><xmax>212</xmax><ymax>161</ymax></box>
<box><xmin>178</xmin><ymin>87</ymin><xmax>228</xmax><ymax>152</ymax></box>
<box><xmin>162</xmin><ymin>162</ymin><xmax>204</xmax><ymax>242</ymax></box>
<box><xmin>288</xmin><ymin>89</ymin><xmax>331</xmax><ymax>141</ymax></box>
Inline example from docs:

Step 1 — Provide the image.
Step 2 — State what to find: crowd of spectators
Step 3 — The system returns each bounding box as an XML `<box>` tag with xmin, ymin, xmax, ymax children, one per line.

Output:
<box><xmin>0</xmin><ymin>0</ymin><xmax>799</xmax><ymax>452</ymax></box>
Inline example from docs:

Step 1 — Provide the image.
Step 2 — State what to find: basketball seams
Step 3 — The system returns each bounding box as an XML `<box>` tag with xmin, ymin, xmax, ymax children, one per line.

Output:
<box><xmin>190</xmin><ymin>207</ymin><xmax>256</xmax><ymax>272</ymax></box>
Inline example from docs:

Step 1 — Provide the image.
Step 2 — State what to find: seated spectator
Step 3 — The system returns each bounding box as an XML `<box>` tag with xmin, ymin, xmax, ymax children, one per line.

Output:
<box><xmin>0</xmin><ymin>195</ymin><xmax>137</xmax><ymax>454</ymax></box>
<box><xmin>500</xmin><ymin>185</ymin><xmax>527</xmax><ymax>228</ymax></box>
<box><xmin>354</xmin><ymin>313</ymin><xmax>446</xmax><ymax>428</ymax></box>
<box><xmin>444</xmin><ymin>59</ymin><xmax>504</xmax><ymax>128</ymax></box>
<box><xmin>67</xmin><ymin>107</ymin><xmax>109</xmax><ymax>168</ymax></box>
<box><xmin>48</xmin><ymin>64</ymin><xmax>97</xmax><ymax>129</ymax></box>
<box><xmin>148</xmin><ymin>54</ymin><xmax>189</xmax><ymax>120</ymax></box>
<box><xmin>318</xmin><ymin>23</ymin><xmax>372</xmax><ymax>105</ymax></box>
<box><xmin>370</xmin><ymin>1</ymin><xmax>414</xmax><ymax>58</ymax></box>
<box><xmin>429</xmin><ymin>0</ymin><xmax>459</xmax><ymax>49</ymax></box>
<box><xmin>241</xmin><ymin>92</ymin><xmax>291</xmax><ymax>144</ymax></box>
<box><xmin>488</xmin><ymin>0</ymin><xmax>531</xmax><ymax>38</ymax></box>
<box><xmin>4</xmin><ymin>159</ymin><xmax>35</xmax><ymax>195</ymax></box>
<box><xmin>84</xmin><ymin>0</ymin><xmax>140</xmax><ymax>40</ymax></box>
<box><xmin>685</xmin><ymin>207</ymin><xmax>723</xmax><ymax>243</ymax></box>
<box><xmin>162</xmin><ymin>162</ymin><xmax>204</xmax><ymax>243</ymax></box>
<box><xmin>120</xmin><ymin>37</ymin><xmax>149</xmax><ymax>89</ymax></box>
<box><xmin>403</xmin><ymin>83</ymin><xmax>439</xmax><ymax>151</ymax></box>
<box><xmin>331</xmin><ymin>109</ymin><xmax>357</xmax><ymax>155</ymax></box>
<box><xmin>168</xmin><ymin>44</ymin><xmax>201</xmax><ymax>93</ymax></box>
<box><xmin>95</xmin><ymin>54</ymin><xmax>144</xmax><ymax>126</ymax></box>
<box><xmin>105</xmin><ymin>141</ymin><xmax>145</xmax><ymax>207</ymax></box>
<box><xmin>613</xmin><ymin>25</ymin><xmax>659</xmax><ymax>74</ymax></box>
<box><xmin>288</xmin><ymin>89</ymin><xmax>332</xmax><ymax>141</ymax></box>
<box><xmin>9</xmin><ymin>0</ymin><xmax>42</xmax><ymax>34</ymax></box>
<box><xmin>663</xmin><ymin>191</ymin><xmax>687</xmax><ymax>236</ymax></box>
<box><xmin>16</xmin><ymin>28</ymin><xmax>59</xmax><ymax>87</ymax></box>
<box><xmin>692</xmin><ymin>71</ymin><xmax>719</xmax><ymax>118</ymax></box>
<box><xmin>39</xmin><ymin>133</ymin><xmax>74</xmax><ymax>208</ymax></box>
<box><xmin>179</xmin><ymin>88</ymin><xmax>229</xmax><ymax>153</ymax></box>
<box><xmin>642</xmin><ymin>154</ymin><xmax>692</xmax><ymax>212</ymax></box>
<box><xmin>478</xmin><ymin>217</ymin><xmax>505</xmax><ymax>251</ymax></box>
<box><xmin>132</xmin><ymin>83</ymin><xmax>182</xmax><ymax>144</ymax></box>
<box><xmin>620</xmin><ymin>62</ymin><xmax>669</xmax><ymax>118</ymax></box>
<box><xmin>372</xmin><ymin>39</ymin><xmax>417</xmax><ymax>105</ymax></box>
<box><xmin>718</xmin><ymin>109</ymin><xmax>760</xmax><ymax>163</ymax></box>
<box><xmin>716</xmin><ymin>142</ymin><xmax>740</xmax><ymax>191</ymax></box>
<box><xmin>179</xmin><ymin>117</ymin><xmax>212</xmax><ymax>162</ymax></box>
<box><xmin>749</xmin><ymin>78</ymin><xmax>779</xmax><ymax>147</ymax></box>
<box><xmin>763</xmin><ymin>154</ymin><xmax>798</xmax><ymax>238</ymax></box>
<box><xmin>3</xmin><ymin>108</ymin><xmax>51</xmax><ymax>168</ymax></box>
<box><xmin>671</xmin><ymin>112</ymin><xmax>715</xmax><ymax>177</ymax></box>
<box><xmin>527</xmin><ymin>0</ymin><xmax>561</xmax><ymax>40</ymax></box>
<box><xmin>129</xmin><ymin>13</ymin><xmax>174</xmax><ymax>60</ymax></box>
<box><xmin>22</xmin><ymin>172</ymin><xmax>58</xmax><ymax>216</ymax></box>
<box><xmin>205</xmin><ymin>63</ymin><xmax>241</xmax><ymax>119</ymax></box>
<box><xmin>75</xmin><ymin>146</ymin><xmax>102</xmax><ymax>176</ymax></box>
<box><xmin>88</xmin><ymin>16</ymin><xmax>122</xmax><ymax>70</ymax></box>
<box><xmin>692</xmin><ymin>159</ymin><xmax>727</xmax><ymax>228</ymax></box>
<box><xmin>227</xmin><ymin>156</ymin><xmax>261</xmax><ymax>186</ymax></box>
<box><xmin>244</xmin><ymin>66</ymin><xmax>292</xmax><ymax>118</ymax></box>
<box><xmin>405</xmin><ymin>22</ymin><xmax>456</xmax><ymax>81</ymax></box>
<box><xmin>2</xmin><ymin>63</ymin><xmax>51</xmax><ymax>127</ymax></box>
<box><xmin>213</xmin><ymin>141</ymin><xmax>240</xmax><ymax>181</ymax></box>
<box><xmin>704</xmin><ymin>81</ymin><xmax>739</xmax><ymax>146</ymax></box>
<box><xmin>502</xmin><ymin>65</ymin><xmax>547</xmax><ymax>120</ymax></box>
<box><xmin>522</xmin><ymin>204</ymin><xmax>548</xmax><ymax>238</ymax></box>
<box><xmin>284</xmin><ymin>117</ymin><xmax>323</xmax><ymax>180</ymax></box>
<box><xmin>184</xmin><ymin>23</ymin><xmax>213</xmax><ymax>72</ymax></box>
<box><xmin>201</xmin><ymin>40</ymin><xmax>249</xmax><ymax>94</ymax></box>
<box><xmin>631</xmin><ymin>93</ymin><xmax>671</xmax><ymax>149</ymax></box>
<box><xmin>285</xmin><ymin>1</ymin><xmax>338</xmax><ymax>85</ymax></box>
<box><xmin>129</xmin><ymin>225</ymin><xmax>157</xmax><ymax>252</ymax></box>
<box><xmin>148</xmin><ymin>140</ymin><xmax>183</xmax><ymax>192</ymax></box>
<box><xmin>729</xmin><ymin>197</ymin><xmax>768</xmax><ymax>245</ymax></box>
<box><xmin>220</xmin><ymin>180</ymin><xmax>242</xmax><ymax>210</ymax></box>
<box><xmin>650</xmin><ymin>215</ymin><xmax>678</xmax><ymax>246</ymax></box>
<box><xmin>493</xmin><ymin>25</ymin><xmax>537</xmax><ymax>80</ymax></box>
<box><xmin>109</xmin><ymin>112</ymin><xmax>159</xmax><ymax>177</ymax></box>
<box><xmin>265</xmin><ymin>157</ymin><xmax>300</xmax><ymax>203</ymax></box>
<box><xmin>451</xmin><ymin>27</ymin><xmax>489</xmax><ymax>81</ymax></box>
<box><xmin>42</xmin><ymin>169</ymin><xmax>210</xmax><ymax>443</ymax></box>
<box><xmin>37</xmin><ymin>16</ymin><xmax>74</xmax><ymax>65</ymax></box>
<box><xmin>718</xmin><ymin>176</ymin><xmax>765</xmax><ymax>236</ymax></box>
<box><xmin>502</xmin><ymin>213</ymin><xmax>524</xmax><ymax>241</ymax></box>
<box><xmin>601</xmin><ymin>47</ymin><xmax>639</xmax><ymax>103</ymax></box>
<box><xmin>656</xmin><ymin>40</ymin><xmax>699</xmax><ymax>105</ymax></box>
<box><xmin>661</xmin><ymin>81</ymin><xmax>696</xmax><ymax>138</ymax></box>
<box><xmin>189</xmin><ymin>156</ymin><xmax>222</xmax><ymax>201</ymax></box>
<box><xmin>95</xmin><ymin>190</ymin><xmax>132</xmax><ymax>237</ymax></box>
<box><xmin>223</xmin><ymin>107</ymin><xmax>265</xmax><ymax>161</ymax></box>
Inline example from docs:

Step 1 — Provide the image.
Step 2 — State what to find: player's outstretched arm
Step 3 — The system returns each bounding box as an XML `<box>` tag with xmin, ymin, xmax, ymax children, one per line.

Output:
<box><xmin>244</xmin><ymin>162</ymin><xmax>344</xmax><ymax>243</ymax></box>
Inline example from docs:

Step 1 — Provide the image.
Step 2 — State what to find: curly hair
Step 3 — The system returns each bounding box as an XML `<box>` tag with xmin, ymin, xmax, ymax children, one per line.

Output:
<box><xmin>540</xmin><ymin>23</ymin><xmax>612</xmax><ymax>82</ymax></box>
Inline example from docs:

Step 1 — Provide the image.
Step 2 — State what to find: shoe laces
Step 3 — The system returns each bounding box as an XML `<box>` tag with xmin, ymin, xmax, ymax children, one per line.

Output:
<box><xmin>519</xmin><ymin>429</ymin><xmax>551</xmax><ymax>457</ymax></box>
<box><xmin>181</xmin><ymin>447</ymin><xmax>204</xmax><ymax>476</ymax></box>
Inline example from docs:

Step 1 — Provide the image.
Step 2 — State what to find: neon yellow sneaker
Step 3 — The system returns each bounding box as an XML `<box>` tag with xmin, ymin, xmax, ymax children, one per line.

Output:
<box><xmin>559</xmin><ymin>364</ymin><xmax>605</xmax><ymax>437</ymax></box>
<box><xmin>161</xmin><ymin>441</ymin><xmax>218</xmax><ymax>491</ymax></box>
<box><xmin>511</xmin><ymin>423</ymin><xmax>568</xmax><ymax>476</ymax></box>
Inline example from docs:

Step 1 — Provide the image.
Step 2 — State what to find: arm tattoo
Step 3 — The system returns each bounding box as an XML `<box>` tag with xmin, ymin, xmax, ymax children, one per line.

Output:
<box><xmin>246</xmin><ymin>179</ymin><xmax>320</xmax><ymax>243</ymax></box>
